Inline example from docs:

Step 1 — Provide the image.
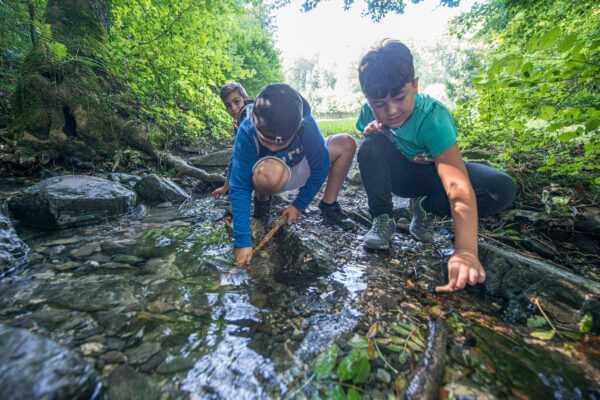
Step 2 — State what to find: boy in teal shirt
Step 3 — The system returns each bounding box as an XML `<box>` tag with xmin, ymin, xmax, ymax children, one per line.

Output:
<box><xmin>356</xmin><ymin>40</ymin><xmax>516</xmax><ymax>291</ymax></box>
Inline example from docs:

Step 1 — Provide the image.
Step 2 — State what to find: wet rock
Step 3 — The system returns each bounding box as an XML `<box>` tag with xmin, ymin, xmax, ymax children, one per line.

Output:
<box><xmin>79</xmin><ymin>341</ymin><xmax>106</xmax><ymax>356</ymax></box>
<box><xmin>392</xmin><ymin>197</ymin><xmax>412</xmax><ymax>221</ymax></box>
<box><xmin>190</xmin><ymin>148</ymin><xmax>234</xmax><ymax>167</ymax></box>
<box><xmin>104</xmin><ymin>351</ymin><xmax>127</xmax><ymax>364</ymax></box>
<box><xmin>40</xmin><ymin>275</ymin><xmax>140</xmax><ymax>312</ymax></box>
<box><xmin>101</xmin><ymin>238</ymin><xmax>138</xmax><ymax>255</ymax></box>
<box><xmin>0</xmin><ymin>211</ymin><xmax>29</xmax><ymax>276</ymax></box>
<box><xmin>125</xmin><ymin>341</ymin><xmax>162</xmax><ymax>365</ymax></box>
<box><xmin>347</xmin><ymin>171</ymin><xmax>363</xmax><ymax>186</ymax></box>
<box><xmin>271</xmin><ymin>225</ymin><xmax>335</xmax><ymax>281</ymax></box>
<box><xmin>133</xmin><ymin>173</ymin><xmax>188</xmax><ymax>204</ymax></box>
<box><xmin>575</xmin><ymin>212</ymin><xmax>600</xmax><ymax>234</ymax></box>
<box><xmin>109</xmin><ymin>173</ymin><xmax>141</xmax><ymax>189</ymax></box>
<box><xmin>156</xmin><ymin>355</ymin><xmax>197</xmax><ymax>374</ymax></box>
<box><xmin>69</xmin><ymin>243</ymin><xmax>98</xmax><ymax>259</ymax></box>
<box><xmin>7</xmin><ymin>175</ymin><xmax>137</xmax><ymax>229</ymax></box>
<box><xmin>112</xmin><ymin>254</ymin><xmax>144</xmax><ymax>265</ymax></box>
<box><xmin>139</xmin><ymin>350</ymin><xmax>167</xmax><ymax>372</ymax></box>
<box><xmin>0</xmin><ymin>323</ymin><xmax>98</xmax><ymax>400</ymax></box>
<box><xmin>479</xmin><ymin>243</ymin><xmax>600</xmax><ymax>331</ymax></box>
<box><xmin>104</xmin><ymin>364</ymin><xmax>163</xmax><ymax>400</ymax></box>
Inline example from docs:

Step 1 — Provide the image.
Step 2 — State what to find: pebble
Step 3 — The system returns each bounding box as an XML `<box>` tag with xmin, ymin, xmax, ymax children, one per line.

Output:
<box><xmin>376</xmin><ymin>368</ymin><xmax>392</xmax><ymax>384</ymax></box>
<box><xmin>80</xmin><ymin>342</ymin><xmax>106</xmax><ymax>356</ymax></box>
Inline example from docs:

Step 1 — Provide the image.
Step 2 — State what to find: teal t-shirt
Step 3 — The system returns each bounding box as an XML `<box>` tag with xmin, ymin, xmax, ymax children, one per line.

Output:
<box><xmin>356</xmin><ymin>94</ymin><xmax>458</xmax><ymax>164</ymax></box>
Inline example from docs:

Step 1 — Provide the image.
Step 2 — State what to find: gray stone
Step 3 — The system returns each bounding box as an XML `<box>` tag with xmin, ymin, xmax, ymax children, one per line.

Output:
<box><xmin>133</xmin><ymin>174</ymin><xmax>188</xmax><ymax>204</ymax></box>
<box><xmin>112</xmin><ymin>255</ymin><xmax>144</xmax><ymax>265</ymax></box>
<box><xmin>109</xmin><ymin>173</ymin><xmax>141</xmax><ymax>188</ymax></box>
<box><xmin>7</xmin><ymin>175</ymin><xmax>137</xmax><ymax>229</ymax></box>
<box><xmin>575</xmin><ymin>212</ymin><xmax>600</xmax><ymax>233</ymax></box>
<box><xmin>189</xmin><ymin>148</ymin><xmax>234</xmax><ymax>167</ymax></box>
<box><xmin>125</xmin><ymin>341</ymin><xmax>162</xmax><ymax>365</ymax></box>
<box><xmin>479</xmin><ymin>243</ymin><xmax>600</xmax><ymax>331</ymax></box>
<box><xmin>0</xmin><ymin>211</ymin><xmax>29</xmax><ymax>276</ymax></box>
<box><xmin>0</xmin><ymin>323</ymin><xmax>98</xmax><ymax>400</ymax></box>
<box><xmin>101</xmin><ymin>238</ymin><xmax>138</xmax><ymax>255</ymax></box>
<box><xmin>104</xmin><ymin>364</ymin><xmax>162</xmax><ymax>400</ymax></box>
<box><xmin>40</xmin><ymin>275</ymin><xmax>140</xmax><ymax>312</ymax></box>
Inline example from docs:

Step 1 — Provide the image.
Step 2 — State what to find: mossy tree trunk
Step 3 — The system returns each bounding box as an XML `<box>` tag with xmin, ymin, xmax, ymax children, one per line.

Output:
<box><xmin>5</xmin><ymin>0</ymin><xmax>223</xmax><ymax>182</ymax></box>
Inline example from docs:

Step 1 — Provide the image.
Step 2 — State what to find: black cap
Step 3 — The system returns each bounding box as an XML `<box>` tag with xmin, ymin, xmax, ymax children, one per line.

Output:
<box><xmin>253</xmin><ymin>83</ymin><xmax>303</xmax><ymax>142</ymax></box>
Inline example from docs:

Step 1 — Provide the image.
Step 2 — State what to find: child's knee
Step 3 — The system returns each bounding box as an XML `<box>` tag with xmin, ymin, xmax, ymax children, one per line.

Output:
<box><xmin>328</xmin><ymin>134</ymin><xmax>357</xmax><ymax>159</ymax></box>
<box><xmin>357</xmin><ymin>134</ymin><xmax>387</xmax><ymax>163</ymax></box>
<box><xmin>252</xmin><ymin>158</ymin><xmax>290</xmax><ymax>194</ymax></box>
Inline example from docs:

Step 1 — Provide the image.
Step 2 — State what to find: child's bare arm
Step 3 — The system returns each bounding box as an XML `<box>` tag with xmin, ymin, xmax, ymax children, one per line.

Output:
<box><xmin>434</xmin><ymin>143</ymin><xmax>485</xmax><ymax>290</ymax></box>
<box><xmin>361</xmin><ymin>120</ymin><xmax>385</xmax><ymax>139</ymax></box>
<box><xmin>212</xmin><ymin>178</ymin><xmax>230</xmax><ymax>199</ymax></box>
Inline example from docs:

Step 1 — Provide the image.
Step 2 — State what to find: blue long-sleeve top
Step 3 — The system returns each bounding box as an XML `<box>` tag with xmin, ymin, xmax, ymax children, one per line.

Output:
<box><xmin>229</xmin><ymin>98</ymin><xmax>329</xmax><ymax>248</ymax></box>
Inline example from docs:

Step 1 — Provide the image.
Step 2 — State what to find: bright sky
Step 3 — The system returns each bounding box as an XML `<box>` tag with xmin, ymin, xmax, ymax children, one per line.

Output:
<box><xmin>273</xmin><ymin>0</ymin><xmax>476</xmax><ymax>69</ymax></box>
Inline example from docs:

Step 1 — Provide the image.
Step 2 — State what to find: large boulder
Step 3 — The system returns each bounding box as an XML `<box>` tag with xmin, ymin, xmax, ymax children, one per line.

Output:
<box><xmin>8</xmin><ymin>175</ymin><xmax>137</xmax><ymax>229</ymax></box>
<box><xmin>133</xmin><ymin>174</ymin><xmax>188</xmax><ymax>204</ymax></box>
<box><xmin>479</xmin><ymin>243</ymin><xmax>600</xmax><ymax>331</ymax></box>
<box><xmin>0</xmin><ymin>324</ymin><xmax>99</xmax><ymax>400</ymax></box>
<box><xmin>0</xmin><ymin>212</ymin><xmax>29</xmax><ymax>276</ymax></box>
<box><xmin>189</xmin><ymin>148</ymin><xmax>233</xmax><ymax>167</ymax></box>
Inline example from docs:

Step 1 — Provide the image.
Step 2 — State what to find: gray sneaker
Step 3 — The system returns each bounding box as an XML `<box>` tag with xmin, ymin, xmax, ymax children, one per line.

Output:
<box><xmin>364</xmin><ymin>214</ymin><xmax>396</xmax><ymax>250</ymax></box>
<box><xmin>410</xmin><ymin>196</ymin><xmax>435</xmax><ymax>242</ymax></box>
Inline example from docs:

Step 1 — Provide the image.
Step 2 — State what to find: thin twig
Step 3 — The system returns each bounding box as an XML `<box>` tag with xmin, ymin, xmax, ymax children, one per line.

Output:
<box><xmin>534</xmin><ymin>297</ymin><xmax>565</xmax><ymax>340</ymax></box>
<box><xmin>373</xmin><ymin>339</ymin><xmax>398</xmax><ymax>374</ymax></box>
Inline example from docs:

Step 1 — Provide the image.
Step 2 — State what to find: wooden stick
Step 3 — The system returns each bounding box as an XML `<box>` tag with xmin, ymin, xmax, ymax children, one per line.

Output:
<box><xmin>254</xmin><ymin>216</ymin><xmax>286</xmax><ymax>253</ymax></box>
<box><xmin>212</xmin><ymin>216</ymin><xmax>286</xmax><ymax>290</ymax></box>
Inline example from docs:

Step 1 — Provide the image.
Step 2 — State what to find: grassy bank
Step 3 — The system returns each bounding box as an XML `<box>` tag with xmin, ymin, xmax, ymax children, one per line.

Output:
<box><xmin>317</xmin><ymin>118</ymin><xmax>359</xmax><ymax>138</ymax></box>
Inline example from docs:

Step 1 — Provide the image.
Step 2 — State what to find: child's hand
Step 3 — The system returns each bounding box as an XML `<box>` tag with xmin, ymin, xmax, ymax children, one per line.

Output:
<box><xmin>361</xmin><ymin>121</ymin><xmax>385</xmax><ymax>139</ymax></box>
<box><xmin>445</xmin><ymin>250</ymin><xmax>486</xmax><ymax>291</ymax></box>
<box><xmin>281</xmin><ymin>205</ymin><xmax>301</xmax><ymax>223</ymax></box>
<box><xmin>233</xmin><ymin>120</ymin><xmax>239</xmax><ymax>131</ymax></box>
<box><xmin>233</xmin><ymin>247</ymin><xmax>253</xmax><ymax>265</ymax></box>
<box><xmin>212</xmin><ymin>186</ymin><xmax>228</xmax><ymax>199</ymax></box>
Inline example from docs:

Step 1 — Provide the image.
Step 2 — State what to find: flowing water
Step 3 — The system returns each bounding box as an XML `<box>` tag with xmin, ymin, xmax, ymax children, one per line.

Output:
<box><xmin>0</xmin><ymin>183</ymin><xmax>599</xmax><ymax>399</ymax></box>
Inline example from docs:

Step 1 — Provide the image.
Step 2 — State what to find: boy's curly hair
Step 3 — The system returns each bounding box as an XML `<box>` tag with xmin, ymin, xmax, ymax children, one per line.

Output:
<box><xmin>358</xmin><ymin>39</ymin><xmax>414</xmax><ymax>100</ymax></box>
<box><xmin>219</xmin><ymin>81</ymin><xmax>249</xmax><ymax>101</ymax></box>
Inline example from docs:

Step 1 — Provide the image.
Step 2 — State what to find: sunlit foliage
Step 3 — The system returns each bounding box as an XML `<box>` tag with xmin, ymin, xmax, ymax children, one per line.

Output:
<box><xmin>450</xmin><ymin>0</ymin><xmax>600</xmax><ymax>186</ymax></box>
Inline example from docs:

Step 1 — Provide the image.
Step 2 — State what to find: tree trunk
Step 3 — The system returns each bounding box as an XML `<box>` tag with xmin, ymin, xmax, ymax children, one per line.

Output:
<box><xmin>5</xmin><ymin>0</ymin><xmax>223</xmax><ymax>183</ymax></box>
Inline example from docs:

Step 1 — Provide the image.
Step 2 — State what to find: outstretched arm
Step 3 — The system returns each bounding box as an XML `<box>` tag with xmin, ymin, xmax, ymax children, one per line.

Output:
<box><xmin>434</xmin><ymin>143</ymin><xmax>485</xmax><ymax>290</ymax></box>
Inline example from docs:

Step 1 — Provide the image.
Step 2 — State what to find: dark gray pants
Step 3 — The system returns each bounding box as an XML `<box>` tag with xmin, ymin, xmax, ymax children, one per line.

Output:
<box><xmin>357</xmin><ymin>134</ymin><xmax>516</xmax><ymax>218</ymax></box>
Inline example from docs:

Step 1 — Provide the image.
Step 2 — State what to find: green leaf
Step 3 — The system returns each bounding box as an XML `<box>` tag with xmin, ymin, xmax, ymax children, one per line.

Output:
<box><xmin>347</xmin><ymin>388</ymin><xmax>362</xmax><ymax>400</ymax></box>
<box><xmin>314</xmin><ymin>346</ymin><xmax>337</xmax><ymax>380</ymax></box>
<box><xmin>527</xmin><ymin>26</ymin><xmax>562</xmax><ymax>51</ymax></box>
<box><xmin>578</xmin><ymin>312</ymin><xmax>593</xmax><ymax>333</ymax></box>
<box><xmin>348</xmin><ymin>334</ymin><xmax>369</xmax><ymax>349</ymax></box>
<box><xmin>527</xmin><ymin>315</ymin><xmax>548</xmax><ymax>329</ymax></box>
<box><xmin>498</xmin><ymin>54</ymin><xmax>523</xmax><ymax>74</ymax></box>
<box><xmin>327</xmin><ymin>384</ymin><xmax>346</xmax><ymax>400</ymax></box>
<box><xmin>557</xmin><ymin>33</ymin><xmax>578</xmax><ymax>53</ymax></box>
<box><xmin>337</xmin><ymin>349</ymin><xmax>371</xmax><ymax>383</ymax></box>
<box><xmin>559</xmin><ymin>330</ymin><xmax>583</xmax><ymax>340</ymax></box>
<box><xmin>540</xmin><ymin>105</ymin><xmax>555</xmax><ymax>121</ymax></box>
<box><xmin>585</xmin><ymin>118</ymin><xmax>600</xmax><ymax>132</ymax></box>
<box><xmin>530</xmin><ymin>330</ymin><xmax>555</xmax><ymax>340</ymax></box>
<box><xmin>521</xmin><ymin>62</ymin><xmax>533</xmax><ymax>78</ymax></box>
<box><xmin>558</xmin><ymin>131</ymin><xmax>579</xmax><ymax>141</ymax></box>
<box><xmin>591</xmin><ymin>40</ymin><xmax>600</xmax><ymax>51</ymax></box>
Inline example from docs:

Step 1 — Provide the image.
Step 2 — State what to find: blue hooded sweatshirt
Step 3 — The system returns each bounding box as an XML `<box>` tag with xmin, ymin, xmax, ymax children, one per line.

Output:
<box><xmin>229</xmin><ymin>98</ymin><xmax>329</xmax><ymax>248</ymax></box>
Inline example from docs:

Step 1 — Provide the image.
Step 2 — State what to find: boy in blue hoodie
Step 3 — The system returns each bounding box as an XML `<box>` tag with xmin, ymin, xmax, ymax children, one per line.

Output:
<box><xmin>229</xmin><ymin>83</ymin><xmax>356</xmax><ymax>265</ymax></box>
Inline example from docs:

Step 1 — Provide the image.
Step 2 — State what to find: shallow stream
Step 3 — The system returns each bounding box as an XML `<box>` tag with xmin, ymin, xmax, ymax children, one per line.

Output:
<box><xmin>0</xmin><ymin>181</ymin><xmax>599</xmax><ymax>399</ymax></box>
